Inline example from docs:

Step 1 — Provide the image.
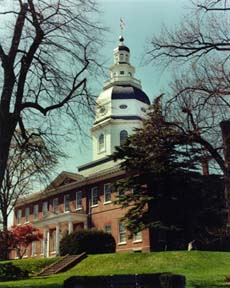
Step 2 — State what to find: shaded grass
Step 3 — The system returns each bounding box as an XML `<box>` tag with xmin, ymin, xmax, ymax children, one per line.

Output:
<box><xmin>0</xmin><ymin>251</ymin><xmax>230</xmax><ymax>287</ymax></box>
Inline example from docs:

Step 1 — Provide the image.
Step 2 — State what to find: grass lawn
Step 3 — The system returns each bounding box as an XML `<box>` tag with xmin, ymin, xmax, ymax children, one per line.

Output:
<box><xmin>0</xmin><ymin>251</ymin><xmax>230</xmax><ymax>287</ymax></box>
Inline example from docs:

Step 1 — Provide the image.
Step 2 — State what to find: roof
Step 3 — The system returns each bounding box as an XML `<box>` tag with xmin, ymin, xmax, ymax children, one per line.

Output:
<box><xmin>111</xmin><ymin>85</ymin><xmax>150</xmax><ymax>105</ymax></box>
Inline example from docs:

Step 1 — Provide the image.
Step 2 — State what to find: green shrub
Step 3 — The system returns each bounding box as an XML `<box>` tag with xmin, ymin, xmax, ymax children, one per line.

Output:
<box><xmin>0</xmin><ymin>263</ymin><xmax>29</xmax><ymax>281</ymax></box>
<box><xmin>60</xmin><ymin>229</ymin><xmax>116</xmax><ymax>255</ymax></box>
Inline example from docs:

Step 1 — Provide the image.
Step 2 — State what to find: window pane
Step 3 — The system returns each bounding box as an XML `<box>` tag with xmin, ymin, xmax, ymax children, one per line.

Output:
<box><xmin>134</xmin><ymin>231</ymin><xmax>142</xmax><ymax>242</ymax></box>
<box><xmin>76</xmin><ymin>191</ymin><xmax>82</xmax><ymax>209</ymax></box>
<box><xmin>91</xmin><ymin>187</ymin><xmax>98</xmax><ymax>206</ymax></box>
<box><xmin>42</xmin><ymin>202</ymin><xmax>48</xmax><ymax>217</ymax></box>
<box><xmin>17</xmin><ymin>209</ymin><xmax>22</xmax><ymax>225</ymax></box>
<box><xmin>64</xmin><ymin>195</ymin><xmax>70</xmax><ymax>212</ymax></box>
<box><xmin>53</xmin><ymin>198</ymin><xmax>58</xmax><ymax>214</ymax></box>
<box><xmin>120</xmin><ymin>130</ymin><xmax>128</xmax><ymax>145</ymax></box>
<box><xmin>104</xmin><ymin>183</ymin><xmax>111</xmax><ymax>203</ymax></box>
<box><xmin>105</xmin><ymin>224</ymin><xmax>112</xmax><ymax>234</ymax></box>
<box><xmin>118</xmin><ymin>223</ymin><xmax>126</xmax><ymax>243</ymax></box>
<box><xmin>98</xmin><ymin>134</ymin><xmax>104</xmax><ymax>152</ymax></box>
<box><xmin>25</xmin><ymin>207</ymin><xmax>30</xmax><ymax>222</ymax></box>
<box><xmin>33</xmin><ymin>205</ymin><xmax>38</xmax><ymax>220</ymax></box>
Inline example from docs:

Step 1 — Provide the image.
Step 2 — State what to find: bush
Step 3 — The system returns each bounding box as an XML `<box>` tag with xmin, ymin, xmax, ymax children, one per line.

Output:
<box><xmin>59</xmin><ymin>229</ymin><xmax>116</xmax><ymax>255</ymax></box>
<box><xmin>198</xmin><ymin>236</ymin><xmax>230</xmax><ymax>251</ymax></box>
<box><xmin>0</xmin><ymin>263</ymin><xmax>29</xmax><ymax>281</ymax></box>
<box><xmin>63</xmin><ymin>273</ymin><xmax>186</xmax><ymax>288</ymax></box>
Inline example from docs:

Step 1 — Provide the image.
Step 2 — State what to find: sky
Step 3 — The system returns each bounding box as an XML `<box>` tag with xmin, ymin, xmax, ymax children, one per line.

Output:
<box><xmin>59</xmin><ymin>0</ymin><xmax>191</xmax><ymax>174</ymax></box>
<box><xmin>0</xmin><ymin>0</ymin><xmax>192</xmax><ymax>176</ymax></box>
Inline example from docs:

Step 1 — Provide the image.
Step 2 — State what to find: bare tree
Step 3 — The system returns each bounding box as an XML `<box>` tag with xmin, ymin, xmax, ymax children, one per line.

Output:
<box><xmin>147</xmin><ymin>0</ymin><xmax>230</xmax><ymax>232</ymax></box>
<box><xmin>0</xmin><ymin>1</ymin><xmax>105</xmax><ymax>199</ymax></box>
<box><xmin>0</xmin><ymin>130</ymin><xmax>61</xmax><ymax>230</ymax></box>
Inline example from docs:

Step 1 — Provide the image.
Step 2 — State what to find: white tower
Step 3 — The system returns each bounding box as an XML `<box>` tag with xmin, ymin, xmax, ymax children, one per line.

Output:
<box><xmin>78</xmin><ymin>36</ymin><xmax>150</xmax><ymax>175</ymax></box>
<box><xmin>91</xmin><ymin>36</ymin><xmax>150</xmax><ymax>161</ymax></box>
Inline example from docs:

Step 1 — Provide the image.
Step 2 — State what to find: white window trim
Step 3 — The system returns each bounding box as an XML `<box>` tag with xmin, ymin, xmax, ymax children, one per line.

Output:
<box><xmin>33</xmin><ymin>204</ymin><xmax>38</xmax><ymax>220</ymax></box>
<box><xmin>53</xmin><ymin>198</ymin><xmax>59</xmax><ymax>214</ymax></box>
<box><xmin>91</xmin><ymin>187</ymin><xmax>99</xmax><ymax>207</ymax></box>
<box><xmin>98</xmin><ymin>133</ymin><xmax>106</xmax><ymax>154</ymax></box>
<box><xmin>133</xmin><ymin>231</ymin><xmax>142</xmax><ymax>243</ymax></box>
<box><xmin>42</xmin><ymin>201</ymin><xmax>48</xmax><ymax>217</ymax></box>
<box><xmin>25</xmin><ymin>207</ymin><xmax>30</xmax><ymax>223</ymax></box>
<box><xmin>104</xmin><ymin>183</ymin><xmax>112</xmax><ymax>204</ymax></box>
<box><xmin>118</xmin><ymin>223</ymin><xmax>126</xmax><ymax>245</ymax></box>
<box><xmin>76</xmin><ymin>191</ymin><xmax>83</xmax><ymax>210</ymax></box>
<box><xmin>17</xmin><ymin>209</ymin><xmax>22</xmax><ymax>226</ymax></box>
<box><xmin>64</xmin><ymin>194</ymin><xmax>70</xmax><ymax>213</ymax></box>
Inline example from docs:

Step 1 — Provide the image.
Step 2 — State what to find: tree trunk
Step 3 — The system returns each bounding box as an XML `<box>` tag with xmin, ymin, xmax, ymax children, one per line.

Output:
<box><xmin>0</xmin><ymin>111</ymin><xmax>17</xmax><ymax>230</ymax></box>
<box><xmin>220</xmin><ymin>120</ymin><xmax>230</xmax><ymax>235</ymax></box>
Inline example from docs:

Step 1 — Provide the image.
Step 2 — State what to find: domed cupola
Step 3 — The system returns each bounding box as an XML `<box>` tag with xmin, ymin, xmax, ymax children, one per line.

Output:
<box><xmin>91</xmin><ymin>36</ymin><xmax>150</xmax><ymax>162</ymax></box>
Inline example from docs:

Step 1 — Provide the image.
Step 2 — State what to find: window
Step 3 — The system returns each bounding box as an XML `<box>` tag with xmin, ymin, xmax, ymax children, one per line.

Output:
<box><xmin>33</xmin><ymin>204</ymin><xmax>38</xmax><ymax>220</ymax></box>
<box><xmin>25</xmin><ymin>207</ymin><xmax>30</xmax><ymax>223</ymax></box>
<box><xmin>17</xmin><ymin>209</ymin><xmax>22</xmax><ymax>225</ymax></box>
<box><xmin>64</xmin><ymin>194</ymin><xmax>70</xmax><ymax>212</ymax></box>
<box><xmin>118</xmin><ymin>223</ymin><xmax>126</xmax><ymax>244</ymax></box>
<box><xmin>76</xmin><ymin>191</ymin><xmax>82</xmax><ymax>210</ymax></box>
<box><xmin>119</xmin><ymin>104</ymin><xmax>127</xmax><ymax>109</ymax></box>
<box><xmin>120</xmin><ymin>70</ymin><xmax>125</xmax><ymax>75</ymax></box>
<box><xmin>104</xmin><ymin>183</ymin><xmax>111</xmax><ymax>203</ymax></box>
<box><xmin>42</xmin><ymin>201</ymin><xmax>48</xmax><ymax>217</ymax></box>
<box><xmin>53</xmin><ymin>198</ymin><xmax>58</xmax><ymax>214</ymax></box>
<box><xmin>98</xmin><ymin>133</ymin><xmax>104</xmax><ymax>152</ymax></box>
<box><xmin>32</xmin><ymin>241</ymin><xmax>37</xmax><ymax>257</ymax></box>
<box><xmin>91</xmin><ymin>187</ymin><xmax>99</xmax><ymax>206</ymax></box>
<box><xmin>120</xmin><ymin>53</ymin><xmax>124</xmax><ymax>61</ymax></box>
<box><xmin>120</xmin><ymin>130</ymin><xmax>128</xmax><ymax>145</ymax></box>
<box><xmin>133</xmin><ymin>231</ymin><xmax>142</xmax><ymax>242</ymax></box>
<box><xmin>105</xmin><ymin>224</ymin><xmax>112</xmax><ymax>234</ymax></box>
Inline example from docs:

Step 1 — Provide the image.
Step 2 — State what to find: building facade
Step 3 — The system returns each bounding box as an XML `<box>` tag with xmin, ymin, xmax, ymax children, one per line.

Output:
<box><xmin>12</xmin><ymin>36</ymin><xmax>151</xmax><ymax>259</ymax></box>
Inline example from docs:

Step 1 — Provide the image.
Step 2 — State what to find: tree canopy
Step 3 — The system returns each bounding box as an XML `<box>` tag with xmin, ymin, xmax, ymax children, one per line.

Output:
<box><xmin>113</xmin><ymin>97</ymin><xmax>225</xmax><ymax>249</ymax></box>
<box><xmin>146</xmin><ymin>0</ymin><xmax>230</xmax><ymax>233</ymax></box>
<box><xmin>0</xmin><ymin>0</ymin><xmax>105</xmax><ymax>227</ymax></box>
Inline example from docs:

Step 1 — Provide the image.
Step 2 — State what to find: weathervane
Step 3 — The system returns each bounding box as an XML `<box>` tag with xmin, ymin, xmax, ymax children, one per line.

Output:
<box><xmin>120</xmin><ymin>18</ymin><xmax>125</xmax><ymax>36</ymax></box>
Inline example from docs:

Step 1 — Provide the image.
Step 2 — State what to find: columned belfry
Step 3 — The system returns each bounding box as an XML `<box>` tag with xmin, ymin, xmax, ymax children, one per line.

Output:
<box><xmin>88</xmin><ymin>36</ymin><xmax>150</xmax><ymax>171</ymax></box>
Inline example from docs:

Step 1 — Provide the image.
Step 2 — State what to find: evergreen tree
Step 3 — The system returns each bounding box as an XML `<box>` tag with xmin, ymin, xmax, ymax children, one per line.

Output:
<box><xmin>113</xmin><ymin>96</ymin><xmax>224</xmax><ymax>249</ymax></box>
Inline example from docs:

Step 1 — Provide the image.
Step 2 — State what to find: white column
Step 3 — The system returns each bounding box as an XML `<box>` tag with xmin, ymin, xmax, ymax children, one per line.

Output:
<box><xmin>46</xmin><ymin>229</ymin><xmax>50</xmax><ymax>258</ymax></box>
<box><xmin>68</xmin><ymin>221</ymin><xmax>73</xmax><ymax>234</ymax></box>
<box><xmin>43</xmin><ymin>226</ymin><xmax>47</xmax><ymax>257</ymax></box>
<box><xmin>55</xmin><ymin>223</ymin><xmax>60</xmax><ymax>256</ymax></box>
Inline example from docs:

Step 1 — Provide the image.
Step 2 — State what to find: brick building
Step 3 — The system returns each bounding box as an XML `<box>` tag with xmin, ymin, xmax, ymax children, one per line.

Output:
<box><xmin>12</xmin><ymin>36</ymin><xmax>152</xmax><ymax>258</ymax></box>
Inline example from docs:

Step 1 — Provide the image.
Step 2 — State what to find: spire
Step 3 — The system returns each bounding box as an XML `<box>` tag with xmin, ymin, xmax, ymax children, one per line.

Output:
<box><xmin>103</xmin><ymin>33</ymin><xmax>142</xmax><ymax>90</ymax></box>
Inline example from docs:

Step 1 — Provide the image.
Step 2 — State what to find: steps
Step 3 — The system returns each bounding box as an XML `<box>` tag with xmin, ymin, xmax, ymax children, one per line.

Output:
<box><xmin>38</xmin><ymin>252</ymin><xmax>87</xmax><ymax>276</ymax></box>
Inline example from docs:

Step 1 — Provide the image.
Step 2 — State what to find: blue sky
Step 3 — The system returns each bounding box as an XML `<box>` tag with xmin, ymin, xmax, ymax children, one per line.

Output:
<box><xmin>59</xmin><ymin>0</ymin><xmax>192</xmax><ymax>174</ymax></box>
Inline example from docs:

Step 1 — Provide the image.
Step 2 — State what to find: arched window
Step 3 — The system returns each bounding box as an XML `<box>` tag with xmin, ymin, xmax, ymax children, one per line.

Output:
<box><xmin>98</xmin><ymin>133</ymin><xmax>104</xmax><ymax>152</ymax></box>
<box><xmin>120</xmin><ymin>130</ymin><xmax>128</xmax><ymax>146</ymax></box>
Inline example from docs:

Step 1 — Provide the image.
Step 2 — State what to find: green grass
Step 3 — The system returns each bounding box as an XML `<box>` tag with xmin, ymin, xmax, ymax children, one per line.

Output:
<box><xmin>0</xmin><ymin>251</ymin><xmax>230</xmax><ymax>288</ymax></box>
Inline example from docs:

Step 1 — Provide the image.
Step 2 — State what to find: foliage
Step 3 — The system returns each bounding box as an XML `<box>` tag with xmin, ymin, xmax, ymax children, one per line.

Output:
<box><xmin>146</xmin><ymin>0</ymin><xmax>230</xmax><ymax>232</ymax></box>
<box><xmin>63</xmin><ymin>273</ymin><xmax>185</xmax><ymax>288</ymax></box>
<box><xmin>0</xmin><ymin>262</ymin><xmax>28</xmax><ymax>281</ymax></box>
<box><xmin>8</xmin><ymin>225</ymin><xmax>43</xmax><ymax>259</ymax></box>
<box><xmin>0</xmin><ymin>230</ymin><xmax>15</xmax><ymax>260</ymax></box>
<box><xmin>0</xmin><ymin>0</ymin><xmax>105</xmax><ymax>228</ymax></box>
<box><xmin>113</xmin><ymin>97</ymin><xmax>196</xmax><ymax>234</ymax></box>
<box><xmin>59</xmin><ymin>229</ymin><xmax>116</xmax><ymax>255</ymax></box>
<box><xmin>0</xmin><ymin>130</ymin><xmax>60</xmax><ymax>231</ymax></box>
